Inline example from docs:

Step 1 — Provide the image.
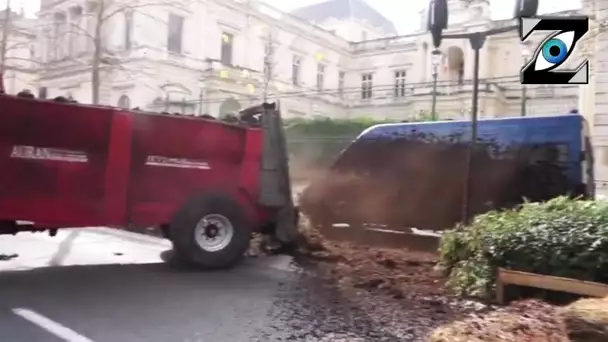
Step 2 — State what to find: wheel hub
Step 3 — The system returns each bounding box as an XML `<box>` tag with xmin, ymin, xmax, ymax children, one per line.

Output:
<box><xmin>194</xmin><ymin>214</ymin><xmax>234</xmax><ymax>252</ymax></box>
<box><xmin>205</xmin><ymin>225</ymin><xmax>219</xmax><ymax>238</ymax></box>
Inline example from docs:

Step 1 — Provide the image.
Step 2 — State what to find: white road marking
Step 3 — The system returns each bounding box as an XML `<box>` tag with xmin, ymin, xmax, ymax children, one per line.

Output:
<box><xmin>12</xmin><ymin>308</ymin><xmax>94</xmax><ymax>342</ymax></box>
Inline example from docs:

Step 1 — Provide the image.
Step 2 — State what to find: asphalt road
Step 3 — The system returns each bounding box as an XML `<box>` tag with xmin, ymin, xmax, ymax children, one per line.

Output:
<box><xmin>0</xmin><ymin>229</ymin><xmax>404</xmax><ymax>342</ymax></box>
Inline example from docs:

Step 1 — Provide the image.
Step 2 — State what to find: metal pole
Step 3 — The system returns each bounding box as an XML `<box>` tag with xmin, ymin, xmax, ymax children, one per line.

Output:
<box><xmin>461</xmin><ymin>32</ymin><xmax>483</xmax><ymax>223</ymax></box>
<box><xmin>470</xmin><ymin>35</ymin><xmax>481</xmax><ymax>129</ymax></box>
<box><xmin>203</xmin><ymin>85</ymin><xmax>208</xmax><ymax>114</ymax></box>
<box><xmin>263</xmin><ymin>31</ymin><xmax>272</xmax><ymax>103</ymax></box>
<box><xmin>440</xmin><ymin>26</ymin><xmax>517</xmax><ymax>224</ymax></box>
<box><xmin>198</xmin><ymin>86</ymin><xmax>203</xmax><ymax>115</ymax></box>
<box><xmin>521</xmin><ymin>85</ymin><xmax>527</xmax><ymax>116</ymax></box>
<box><xmin>431</xmin><ymin>66</ymin><xmax>438</xmax><ymax>120</ymax></box>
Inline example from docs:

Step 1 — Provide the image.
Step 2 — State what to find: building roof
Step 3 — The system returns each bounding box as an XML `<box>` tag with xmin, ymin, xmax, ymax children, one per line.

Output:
<box><xmin>291</xmin><ymin>0</ymin><xmax>397</xmax><ymax>34</ymax></box>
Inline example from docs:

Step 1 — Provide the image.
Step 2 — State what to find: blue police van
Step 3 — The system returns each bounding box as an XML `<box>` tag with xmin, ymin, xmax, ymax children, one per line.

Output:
<box><xmin>300</xmin><ymin>114</ymin><xmax>594</xmax><ymax>231</ymax></box>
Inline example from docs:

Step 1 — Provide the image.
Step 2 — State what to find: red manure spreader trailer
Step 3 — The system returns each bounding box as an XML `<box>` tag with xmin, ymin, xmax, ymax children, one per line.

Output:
<box><xmin>0</xmin><ymin>93</ymin><xmax>298</xmax><ymax>268</ymax></box>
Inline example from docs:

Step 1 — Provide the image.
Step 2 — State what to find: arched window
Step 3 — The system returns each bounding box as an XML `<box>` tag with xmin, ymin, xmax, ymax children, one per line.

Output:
<box><xmin>446</xmin><ymin>46</ymin><xmax>465</xmax><ymax>85</ymax></box>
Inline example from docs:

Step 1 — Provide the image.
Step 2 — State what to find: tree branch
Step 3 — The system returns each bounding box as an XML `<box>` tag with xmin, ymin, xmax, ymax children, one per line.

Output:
<box><xmin>102</xmin><ymin>0</ymin><xmax>189</xmax><ymax>21</ymax></box>
<box><xmin>3</xmin><ymin>56</ymin><xmax>41</xmax><ymax>63</ymax></box>
<box><xmin>38</xmin><ymin>22</ymin><xmax>96</xmax><ymax>41</ymax></box>
<box><xmin>1</xmin><ymin>72</ymin><xmax>39</xmax><ymax>89</ymax></box>
<box><xmin>5</xmin><ymin>40</ymin><xmax>30</xmax><ymax>51</ymax></box>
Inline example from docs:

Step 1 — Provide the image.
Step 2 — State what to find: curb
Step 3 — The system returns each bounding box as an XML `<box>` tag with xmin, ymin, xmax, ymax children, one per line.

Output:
<box><xmin>86</xmin><ymin>227</ymin><xmax>171</xmax><ymax>248</ymax></box>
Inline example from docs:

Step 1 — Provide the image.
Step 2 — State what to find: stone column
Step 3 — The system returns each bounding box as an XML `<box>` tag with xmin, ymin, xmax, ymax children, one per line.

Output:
<box><xmin>592</xmin><ymin>0</ymin><xmax>608</xmax><ymax>196</ymax></box>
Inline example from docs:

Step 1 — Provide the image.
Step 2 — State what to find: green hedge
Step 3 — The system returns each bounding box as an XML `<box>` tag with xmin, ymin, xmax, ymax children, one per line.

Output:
<box><xmin>284</xmin><ymin>112</ymin><xmax>437</xmax><ymax>137</ymax></box>
<box><xmin>439</xmin><ymin>196</ymin><xmax>608</xmax><ymax>298</ymax></box>
<box><xmin>284</xmin><ymin>114</ymin><xmax>439</xmax><ymax>178</ymax></box>
<box><xmin>284</xmin><ymin>117</ymin><xmax>396</xmax><ymax>137</ymax></box>
<box><xmin>285</xmin><ymin>117</ymin><xmax>398</xmax><ymax>175</ymax></box>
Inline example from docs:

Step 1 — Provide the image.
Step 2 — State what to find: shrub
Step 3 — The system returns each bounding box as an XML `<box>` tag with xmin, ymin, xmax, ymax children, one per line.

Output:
<box><xmin>285</xmin><ymin>117</ymin><xmax>399</xmax><ymax>176</ymax></box>
<box><xmin>439</xmin><ymin>196</ymin><xmax>608</xmax><ymax>298</ymax></box>
<box><xmin>285</xmin><ymin>115</ymin><xmax>440</xmax><ymax>176</ymax></box>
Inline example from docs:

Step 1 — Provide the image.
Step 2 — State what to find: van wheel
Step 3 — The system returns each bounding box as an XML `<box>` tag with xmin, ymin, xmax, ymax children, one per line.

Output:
<box><xmin>169</xmin><ymin>194</ymin><xmax>251</xmax><ymax>269</ymax></box>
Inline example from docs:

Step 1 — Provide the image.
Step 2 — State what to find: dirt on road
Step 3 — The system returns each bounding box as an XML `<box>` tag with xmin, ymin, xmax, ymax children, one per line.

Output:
<box><xmin>293</xmin><ymin>222</ymin><xmax>474</xmax><ymax>340</ymax></box>
<box><xmin>294</xmin><ymin>222</ymin><xmax>608</xmax><ymax>342</ymax></box>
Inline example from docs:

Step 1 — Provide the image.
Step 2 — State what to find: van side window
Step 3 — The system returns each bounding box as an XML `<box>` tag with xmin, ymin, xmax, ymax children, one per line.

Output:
<box><xmin>555</xmin><ymin>143</ymin><xmax>569</xmax><ymax>162</ymax></box>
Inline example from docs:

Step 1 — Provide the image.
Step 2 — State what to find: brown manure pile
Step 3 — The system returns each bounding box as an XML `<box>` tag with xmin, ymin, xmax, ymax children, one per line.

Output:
<box><xmin>560</xmin><ymin>296</ymin><xmax>608</xmax><ymax>342</ymax></box>
<box><xmin>428</xmin><ymin>300</ymin><xmax>568</xmax><ymax>342</ymax></box>
<box><xmin>428</xmin><ymin>297</ymin><xmax>608</xmax><ymax>342</ymax></box>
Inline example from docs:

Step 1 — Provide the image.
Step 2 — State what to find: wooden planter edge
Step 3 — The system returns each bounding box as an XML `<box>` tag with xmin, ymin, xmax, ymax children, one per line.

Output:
<box><xmin>496</xmin><ymin>267</ymin><xmax>608</xmax><ymax>304</ymax></box>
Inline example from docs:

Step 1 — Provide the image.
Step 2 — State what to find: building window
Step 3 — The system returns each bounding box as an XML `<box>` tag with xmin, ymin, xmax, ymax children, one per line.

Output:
<box><xmin>221</xmin><ymin>32</ymin><xmax>233</xmax><ymax>65</ymax></box>
<box><xmin>124</xmin><ymin>10</ymin><xmax>133</xmax><ymax>50</ymax></box>
<box><xmin>338</xmin><ymin>71</ymin><xmax>345</xmax><ymax>97</ymax></box>
<box><xmin>68</xmin><ymin>6</ymin><xmax>82</xmax><ymax>56</ymax></box>
<box><xmin>53</xmin><ymin>12</ymin><xmax>67</xmax><ymax>60</ymax></box>
<box><xmin>85</xmin><ymin>0</ymin><xmax>98</xmax><ymax>13</ymax></box>
<box><xmin>42</xmin><ymin>28</ymin><xmax>52</xmax><ymax>61</ymax></box>
<box><xmin>316</xmin><ymin>64</ymin><xmax>325</xmax><ymax>91</ymax></box>
<box><xmin>361</xmin><ymin>73</ymin><xmax>373</xmax><ymax>99</ymax></box>
<box><xmin>394</xmin><ymin>70</ymin><xmax>406</xmax><ymax>97</ymax></box>
<box><xmin>292</xmin><ymin>56</ymin><xmax>301</xmax><ymax>85</ymax></box>
<box><xmin>457</xmin><ymin>61</ymin><xmax>464</xmax><ymax>85</ymax></box>
<box><xmin>167</xmin><ymin>13</ymin><xmax>183</xmax><ymax>53</ymax></box>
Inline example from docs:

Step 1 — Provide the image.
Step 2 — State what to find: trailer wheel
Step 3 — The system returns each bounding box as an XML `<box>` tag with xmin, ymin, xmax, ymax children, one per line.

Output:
<box><xmin>169</xmin><ymin>194</ymin><xmax>251</xmax><ymax>269</ymax></box>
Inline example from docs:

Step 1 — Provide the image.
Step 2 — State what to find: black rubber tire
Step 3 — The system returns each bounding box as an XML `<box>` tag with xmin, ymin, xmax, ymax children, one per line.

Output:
<box><xmin>169</xmin><ymin>193</ymin><xmax>252</xmax><ymax>269</ymax></box>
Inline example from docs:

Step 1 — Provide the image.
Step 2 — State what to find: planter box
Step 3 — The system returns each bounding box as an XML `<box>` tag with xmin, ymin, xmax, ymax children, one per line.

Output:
<box><xmin>496</xmin><ymin>268</ymin><xmax>608</xmax><ymax>304</ymax></box>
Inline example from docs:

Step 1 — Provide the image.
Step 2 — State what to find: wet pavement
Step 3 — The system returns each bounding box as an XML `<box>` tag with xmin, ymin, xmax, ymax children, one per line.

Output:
<box><xmin>0</xmin><ymin>229</ymin><xmax>409</xmax><ymax>341</ymax></box>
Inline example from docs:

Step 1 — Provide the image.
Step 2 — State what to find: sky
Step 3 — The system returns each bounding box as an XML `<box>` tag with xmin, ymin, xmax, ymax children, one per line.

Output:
<box><xmin>2</xmin><ymin>0</ymin><xmax>582</xmax><ymax>33</ymax></box>
<box><xmin>262</xmin><ymin>0</ymin><xmax>582</xmax><ymax>33</ymax></box>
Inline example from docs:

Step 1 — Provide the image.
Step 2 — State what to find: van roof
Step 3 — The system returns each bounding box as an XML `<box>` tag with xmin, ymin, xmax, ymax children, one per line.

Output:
<box><xmin>356</xmin><ymin>114</ymin><xmax>583</xmax><ymax>141</ymax></box>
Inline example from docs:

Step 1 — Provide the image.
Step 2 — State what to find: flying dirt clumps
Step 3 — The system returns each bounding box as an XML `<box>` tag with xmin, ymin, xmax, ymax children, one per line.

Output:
<box><xmin>300</xmin><ymin>135</ymin><xmax>581</xmax><ymax>232</ymax></box>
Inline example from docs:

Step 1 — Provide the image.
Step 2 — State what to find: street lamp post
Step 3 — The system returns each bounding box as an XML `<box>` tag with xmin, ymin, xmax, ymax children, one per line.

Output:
<box><xmin>436</xmin><ymin>29</ymin><xmax>514</xmax><ymax>223</ymax></box>
<box><xmin>430</xmin><ymin>49</ymin><xmax>442</xmax><ymax>120</ymax></box>
<box><xmin>427</xmin><ymin>0</ymin><xmax>539</xmax><ymax>223</ymax></box>
<box><xmin>520</xmin><ymin>44</ymin><xmax>532</xmax><ymax>116</ymax></box>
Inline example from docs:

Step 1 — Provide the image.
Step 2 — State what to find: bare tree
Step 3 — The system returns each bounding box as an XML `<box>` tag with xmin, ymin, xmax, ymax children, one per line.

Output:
<box><xmin>93</xmin><ymin>0</ymin><xmax>189</xmax><ymax>104</ymax></box>
<box><xmin>0</xmin><ymin>0</ymin><xmax>13</xmax><ymax>76</ymax></box>
<box><xmin>42</xmin><ymin>0</ymin><xmax>188</xmax><ymax>104</ymax></box>
<box><xmin>0</xmin><ymin>2</ymin><xmax>42</xmax><ymax>93</ymax></box>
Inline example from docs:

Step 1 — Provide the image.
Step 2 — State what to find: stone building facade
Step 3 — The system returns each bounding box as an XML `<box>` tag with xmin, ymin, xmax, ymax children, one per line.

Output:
<box><xmin>7</xmin><ymin>0</ymin><xmax>608</xmax><ymax>196</ymax></box>
<box><xmin>26</xmin><ymin>0</ymin><xmax>582</xmax><ymax>120</ymax></box>
<box><xmin>586</xmin><ymin>0</ymin><xmax>608</xmax><ymax>197</ymax></box>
